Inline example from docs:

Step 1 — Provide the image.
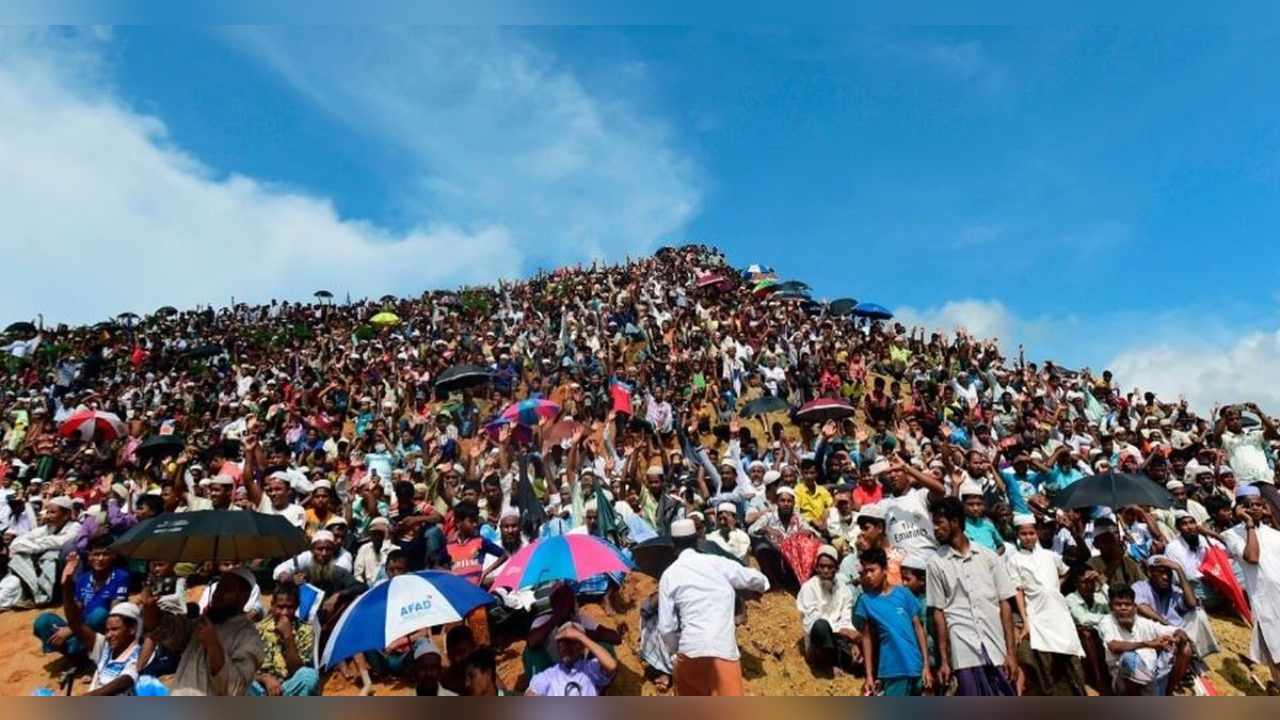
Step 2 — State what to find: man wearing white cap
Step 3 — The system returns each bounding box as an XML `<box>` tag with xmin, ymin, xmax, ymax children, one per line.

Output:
<box><xmin>658</xmin><ymin>518</ymin><xmax>770</xmax><ymax>695</ymax></box>
<box><xmin>1006</xmin><ymin>514</ymin><xmax>1086</xmax><ymax>695</ymax></box>
<box><xmin>144</xmin><ymin>567</ymin><xmax>264</xmax><ymax>696</ymax></box>
<box><xmin>796</xmin><ymin>544</ymin><xmax>858</xmax><ymax>673</ymax></box>
<box><xmin>708</xmin><ymin>502</ymin><xmax>750</xmax><ymax>563</ymax></box>
<box><xmin>0</xmin><ymin>495</ymin><xmax>82</xmax><ymax>610</ymax></box>
<box><xmin>1221</xmin><ymin>487</ymin><xmax>1280</xmax><ymax>688</ymax></box>
<box><xmin>354</xmin><ymin>516</ymin><xmax>400</xmax><ymax>586</ymax></box>
<box><xmin>748</xmin><ymin>485</ymin><xmax>816</xmax><ymax>589</ymax></box>
<box><xmin>273</xmin><ymin>529</ymin><xmax>355</xmax><ymax>592</ymax></box>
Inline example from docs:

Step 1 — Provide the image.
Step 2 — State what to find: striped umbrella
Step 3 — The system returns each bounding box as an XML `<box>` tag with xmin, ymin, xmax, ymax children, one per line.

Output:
<box><xmin>491</xmin><ymin>534</ymin><xmax>634</xmax><ymax>591</ymax></box>
<box><xmin>499</xmin><ymin>398</ymin><xmax>561</xmax><ymax>427</ymax></box>
<box><xmin>321</xmin><ymin>571</ymin><xmax>495</xmax><ymax>668</ymax></box>
<box><xmin>58</xmin><ymin>410</ymin><xmax>126</xmax><ymax>442</ymax></box>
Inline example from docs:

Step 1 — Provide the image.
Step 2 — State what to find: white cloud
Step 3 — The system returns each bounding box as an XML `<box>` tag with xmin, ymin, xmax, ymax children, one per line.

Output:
<box><xmin>227</xmin><ymin>27</ymin><xmax>700</xmax><ymax>267</ymax></box>
<box><xmin>0</xmin><ymin>28</ymin><xmax>522</xmax><ymax>325</ymax></box>
<box><xmin>894</xmin><ymin>299</ymin><xmax>1029</xmax><ymax>350</ymax></box>
<box><xmin>1108</xmin><ymin>331</ymin><xmax>1280</xmax><ymax>414</ymax></box>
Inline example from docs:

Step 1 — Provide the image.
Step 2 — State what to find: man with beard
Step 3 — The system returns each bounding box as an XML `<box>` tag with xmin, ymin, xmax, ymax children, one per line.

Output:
<box><xmin>1162</xmin><ymin>511</ymin><xmax>1232</xmax><ymax>612</ymax></box>
<box><xmin>796</xmin><ymin>545</ymin><xmax>859</xmax><ymax>672</ymax></box>
<box><xmin>144</xmin><ymin>567</ymin><xmax>265</xmax><ymax>696</ymax></box>
<box><xmin>274</xmin><ymin>530</ymin><xmax>357</xmax><ymax>594</ymax></box>
<box><xmin>1223</xmin><ymin>485</ymin><xmax>1280</xmax><ymax>690</ymax></box>
<box><xmin>0</xmin><ymin>496</ymin><xmax>81</xmax><ymax>610</ymax></box>
<box><xmin>748</xmin><ymin>486</ymin><xmax>815</xmax><ymax>589</ymax></box>
<box><xmin>927</xmin><ymin>496</ymin><xmax>1020</xmax><ymax>696</ymax></box>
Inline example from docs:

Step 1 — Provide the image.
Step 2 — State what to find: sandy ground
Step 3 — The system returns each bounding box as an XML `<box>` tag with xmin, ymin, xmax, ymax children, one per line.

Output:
<box><xmin>0</xmin><ymin>570</ymin><xmax>1267</xmax><ymax>696</ymax></box>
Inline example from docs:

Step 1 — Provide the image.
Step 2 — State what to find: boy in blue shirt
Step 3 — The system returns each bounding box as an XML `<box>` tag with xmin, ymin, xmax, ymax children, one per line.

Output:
<box><xmin>853</xmin><ymin>548</ymin><xmax>933</xmax><ymax>696</ymax></box>
<box><xmin>961</xmin><ymin>482</ymin><xmax>1006</xmax><ymax>554</ymax></box>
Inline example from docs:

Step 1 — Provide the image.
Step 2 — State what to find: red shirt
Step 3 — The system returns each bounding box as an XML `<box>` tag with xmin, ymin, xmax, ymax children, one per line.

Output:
<box><xmin>853</xmin><ymin>483</ymin><xmax>883</xmax><ymax>508</ymax></box>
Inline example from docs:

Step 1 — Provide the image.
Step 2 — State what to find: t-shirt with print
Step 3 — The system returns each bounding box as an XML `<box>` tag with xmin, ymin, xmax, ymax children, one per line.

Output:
<box><xmin>89</xmin><ymin>636</ymin><xmax>141</xmax><ymax>694</ymax></box>
<box><xmin>878</xmin><ymin>488</ymin><xmax>938</xmax><ymax>555</ymax></box>
<box><xmin>446</xmin><ymin>535</ymin><xmax>507</xmax><ymax>584</ymax></box>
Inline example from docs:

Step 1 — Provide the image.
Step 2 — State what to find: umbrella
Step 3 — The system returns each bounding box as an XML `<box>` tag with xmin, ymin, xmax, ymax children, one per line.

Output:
<box><xmin>696</xmin><ymin>273</ymin><xmax>728</xmax><ymax>289</ymax></box>
<box><xmin>117</xmin><ymin>312</ymin><xmax>139</xmax><ymax>321</ymax></box>
<box><xmin>184</xmin><ymin>344</ymin><xmax>223</xmax><ymax>361</ymax></box>
<box><xmin>499</xmin><ymin>398</ymin><xmax>562</xmax><ymax>427</ymax></box>
<box><xmin>774</xmin><ymin>280</ymin><xmax>811</xmax><ymax>293</ymax></box>
<box><xmin>434</xmin><ymin>364</ymin><xmax>492</xmax><ymax>392</ymax></box>
<box><xmin>4</xmin><ymin>321</ymin><xmax>36</xmax><ymax>335</ymax></box>
<box><xmin>111</xmin><ymin>510</ymin><xmax>309</xmax><ymax>562</ymax></box>
<box><xmin>313</xmin><ymin>290</ymin><xmax>333</xmax><ymax>299</ymax></box>
<box><xmin>631</xmin><ymin>536</ymin><xmax>743</xmax><ymax>578</ymax></box>
<box><xmin>491</xmin><ymin>535</ymin><xmax>634</xmax><ymax>591</ymax></box>
<box><xmin>92</xmin><ymin>321</ymin><xmax>118</xmax><ymax>332</ymax></box>
<box><xmin>741</xmin><ymin>395</ymin><xmax>791</xmax><ymax>418</ymax></box>
<box><xmin>752</xmin><ymin>279</ymin><xmax>780</xmax><ymax>298</ymax></box>
<box><xmin>852</xmin><ymin>302</ymin><xmax>894</xmax><ymax>320</ymax></box>
<box><xmin>1052</xmin><ymin>472</ymin><xmax>1174</xmax><ymax>510</ymax></box>
<box><xmin>370</xmin><ymin>311</ymin><xmax>400</xmax><ymax>326</ymax></box>
<box><xmin>482</xmin><ymin>417</ymin><xmax>533</xmax><ymax>445</ymax></box>
<box><xmin>776</xmin><ymin>289</ymin><xmax>812</xmax><ymax>301</ymax></box>
<box><xmin>379</xmin><ymin>295</ymin><xmax>398</xmax><ymax>304</ymax></box>
<box><xmin>547</xmin><ymin>419</ymin><xmax>584</xmax><ymax>444</ymax></box>
<box><xmin>58</xmin><ymin>410</ymin><xmax>126</xmax><ymax>442</ymax></box>
<box><xmin>828</xmin><ymin>298</ymin><xmax>859</xmax><ymax>317</ymax></box>
<box><xmin>155</xmin><ymin>306</ymin><xmax>178</xmax><ymax>317</ymax></box>
<box><xmin>796</xmin><ymin>398</ymin><xmax>856</xmax><ymax>424</ymax></box>
<box><xmin>321</xmin><ymin>571</ymin><xmax>495</xmax><ymax>668</ymax></box>
<box><xmin>135</xmin><ymin>434</ymin><xmax>185</xmax><ymax>461</ymax></box>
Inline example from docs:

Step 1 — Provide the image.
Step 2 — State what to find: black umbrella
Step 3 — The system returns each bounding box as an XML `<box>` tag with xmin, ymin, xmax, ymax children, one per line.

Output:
<box><xmin>632</xmin><ymin>536</ymin><xmax>743</xmax><ymax>578</ymax></box>
<box><xmin>155</xmin><ymin>306</ymin><xmax>179</xmax><ymax>317</ymax></box>
<box><xmin>92</xmin><ymin>321</ymin><xmax>118</xmax><ymax>332</ymax></box>
<box><xmin>379</xmin><ymin>294</ymin><xmax>398</xmax><ymax>303</ymax></box>
<box><xmin>118</xmin><ymin>312</ymin><xmax>139</xmax><ymax>321</ymax></box>
<box><xmin>1052</xmin><ymin>472</ymin><xmax>1174</xmax><ymax>510</ymax></box>
<box><xmin>4</xmin><ymin>321</ymin><xmax>36</xmax><ymax>334</ymax></box>
<box><xmin>774</xmin><ymin>280</ymin><xmax>811</xmax><ymax>293</ymax></box>
<box><xmin>111</xmin><ymin>510</ymin><xmax>309</xmax><ymax>562</ymax></box>
<box><xmin>829</xmin><ymin>298</ymin><xmax>859</xmax><ymax>317</ymax></box>
<box><xmin>314</xmin><ymin>290</ymin><xmax>334</xmax><ymax>299</ymax></box>
<box><xmin>135</xmin><ymin>434</ymin><xmax>185</xmax><ymax>461</ymax></box>
<box><xmin>184</xmin><ymin>344</ymin><xmax>224</xmax><ymax>361</ymax></box>
<box><xmin>741</xmin><ymin>395</ymin><xmax>791</xmax><ymax>419</ymax></box>
<box><xmin>434</xmin><ymin>364</ymin><xmax>493</xmax><ymax>392</ymax></box>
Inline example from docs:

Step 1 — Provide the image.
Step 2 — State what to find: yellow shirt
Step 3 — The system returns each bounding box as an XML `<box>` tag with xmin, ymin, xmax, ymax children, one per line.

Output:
<box><xmin>794</xmin><ymin>483</ymin><xmax>833</xmax><ymax>525</ymax></box>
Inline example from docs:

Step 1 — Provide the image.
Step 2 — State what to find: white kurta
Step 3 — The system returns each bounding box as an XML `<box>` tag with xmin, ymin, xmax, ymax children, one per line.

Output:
<box><xmin>1006</xmin><ymin>545</ymin><xmax>1085</xmax><ymax>657</ymax></box>
<box><xmin>1224</xmin><ymin>523</ymin><xmax>1280</xmax><ymax>664</ymax></box>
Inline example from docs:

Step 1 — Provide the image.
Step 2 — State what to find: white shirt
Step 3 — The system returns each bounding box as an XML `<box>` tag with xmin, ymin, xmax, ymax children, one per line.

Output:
<box><xmin>1222</xmin><ymin>430</ymin><xmax>1272</xmax><ymax>485</ymax></box>
<box><xmin>257</xmin><ymin>497</ymin><xmax>306</xmax><ymax>530</ymax></box>
<box><xmin>273</xmin><ymin>548</ymin><xmax>354</xmax><ymax>581</ymax></box>
<box><xmin>1223</xmin><ymin>523</ymin><xmax>1280</xmax><ymax>662</ymax></box>
<box><xmin>658</xmin><ymin>548</ymin><xmax>770</xmax><ymax>661</ymax></box>
<box><xmin>761</xmin><ymin>366</ymin><xmax>787</xmax><ymax>395</ymax></box>
<box><xmin>1097</xmin><ymin>614</ymin><xmax>1175</xmax><ymax>673</ymax></box>
<box><xmin>353</xmin><ymin>540</ymin><xmax>400</xmax><ymax>586</ymax></box>
<box><xmin>796</xmin><ymin>576</ymin><xmax>854</xmax><ymax>635</ymax></box>
<box><xmin>877</xmin><ymin>488</ymin><xmax>938</xmax><ymax>555</ymax></box>
<box><xmin>707</xmin><ymin>528</ymin><xmax>751</xmax><ymax>563</ymax></box>
<box><xmin>1162</xmin><ymin>535</ymin><xmax>1217</xmax><ymax>583</ymax></box>
<box><xmin>1005</xmin><ymin>545</ymin><xmax>1084</xmax><ymax>657</ymax></box>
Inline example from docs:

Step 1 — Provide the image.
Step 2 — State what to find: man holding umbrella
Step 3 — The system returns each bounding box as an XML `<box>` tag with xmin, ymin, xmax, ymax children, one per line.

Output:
<box><xmin>143</xmin><ymin>567</ymin><xmax>264</xmax><ymax>696</ymax></box>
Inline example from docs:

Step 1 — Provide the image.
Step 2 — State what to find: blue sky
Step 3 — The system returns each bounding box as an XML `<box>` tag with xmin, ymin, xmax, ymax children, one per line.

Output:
<box><xmin>4</xmin><ymin>26</ymin><xmax>1280</xmax><ymax>408</ymax></box>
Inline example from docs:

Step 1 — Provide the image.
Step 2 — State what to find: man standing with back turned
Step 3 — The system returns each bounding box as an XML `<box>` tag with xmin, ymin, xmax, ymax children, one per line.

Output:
<box><xmin>658</xmin><ymin>519</ymin><xmax>770</xmax><ymax>695</ymax></box>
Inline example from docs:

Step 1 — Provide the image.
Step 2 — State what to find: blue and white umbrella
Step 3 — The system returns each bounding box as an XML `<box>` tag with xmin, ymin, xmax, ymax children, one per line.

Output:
<box><xmin>321</xmin><ymin>571</ymin><xmax>494</xmax><ymax>668</ymax></box>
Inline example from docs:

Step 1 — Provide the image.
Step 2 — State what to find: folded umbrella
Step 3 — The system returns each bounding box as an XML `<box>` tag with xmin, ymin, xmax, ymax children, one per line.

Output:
<box><xmin>491</xmin><ymin>535</ymin><xmax>633</xmax><ymax>591</ymax></box>
<box><xmin>58</xmin><ymin>410</ymin><xmax>126</xmax><ymax>442</ymax></box>
<box><xmin>1051</xmin><ymin>472</ymin><xmax>1174</xmax><ymax>510</ymax></box>
<box><xmin>321</xmin><ymin>571</ymin><xmax>494</xmax><ymax>668</ymax></box>
<box><xmin>741</xmin><ymin>395</ymin><xmax>792</xmax><ymax>418</ymax></box>
<box><xmin>111</xmin><ymin>510</ymin><xmax>309</xmax><ymax>562</ymax></box>
<box><xmin>796</xmin><ymin>398</ymin><xmax>856</xmax><ymax>424</ymax></box>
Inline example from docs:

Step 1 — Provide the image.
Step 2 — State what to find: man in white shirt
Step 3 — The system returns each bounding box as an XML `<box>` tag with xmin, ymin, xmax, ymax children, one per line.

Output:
<box><xmin>796</xmin><ymin>545</ymin><xmax>858</xmax><ymax>672</ymax></box>
<box><xmin>0</xmin><ymin>496</ymin><xmax>82</xmax><ymax>610</ymax></box>
<box><xmin>707</xmin><ymin>503</ymin><xmax>750</xmax><ymax>563</ymax></box>
<box><xmin>658</xmin><ymin>519</ymin><xmax>770</xmax><ymax>696</ymax></box>
<box><xmin>1006</xmin><ymin>515</ymin><xmax>1087</xmax><ymax>695</ymax></box>
<box><xmin>1222</xmin><ymin>486</ymin><xmax>1280</xmax><ymax>687</ymax></box>
<box><xmin>251</xmin><ymin>471</ymin><xmax>306</xmax><ymax>530</ymax></box>
<box><xmin>759</xmin><ymin>356</ymin><xmax>787</xmax><ymax>397</ymax></box>
<box><xmin>1097</xmin><ymin>585</ymin><xmax>1193</xmax><ymax>696</ymax></box>
<box><xmin>879</xmin><ymin>458</ymin><xmax>948</xmax><ymax>556</ymax></box>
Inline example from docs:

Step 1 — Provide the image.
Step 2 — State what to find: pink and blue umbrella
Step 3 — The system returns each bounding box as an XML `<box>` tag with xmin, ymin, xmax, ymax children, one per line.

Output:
<box><xmin>491</xmin><ymin>534</ymin><xmax>634</xmax><ymax>591</ymax></box>
<box><xmin>499</xmin><ymin>398</ymin><xmax>561</xmax><ymax>427</ymax></box>
<box><xmin>321</xmin><ymin>571</ymin><xmax>494</xmax><ymax>668</ymax></box>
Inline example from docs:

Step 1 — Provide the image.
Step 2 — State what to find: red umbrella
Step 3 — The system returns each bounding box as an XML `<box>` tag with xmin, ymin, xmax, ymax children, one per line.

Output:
<box><xmin>58</xmin><ymin>410</ymin><xmax>127</xmax><ymax>442</ymax></box>
<box><xmin>696</xmin><ymin>273</ymin><xmax>727</xmax><ymax>289</ymax></box>
<box><xmin>795</xmin><ymin>398</ymin><xmax>856</xmax><ymax>424</ymax></box>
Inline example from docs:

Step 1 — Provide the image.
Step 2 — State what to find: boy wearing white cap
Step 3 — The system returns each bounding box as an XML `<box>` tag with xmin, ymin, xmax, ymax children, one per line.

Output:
<box><xmin>1006</xmin><ymin>514</ymin><xmax>1087</xmax><ymax>695</ymax></box>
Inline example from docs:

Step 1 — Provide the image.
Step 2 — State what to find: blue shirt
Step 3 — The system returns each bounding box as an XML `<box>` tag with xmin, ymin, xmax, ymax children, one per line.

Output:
<box><xmin>1045</xmin><ymin>466</ymin><xmax>1085</xmax><ymax>495</ymax></box>
<box><xmin>853</xmin><ymin>586</ymin><xmax>924</xmax><ymax>680</ymax></box>
<box><xmin>999</xmin><ymin>469</ymin><xmax>1039</xmax><ymax>514</ymax></box>
<box><xmin>965</xmin><ymin>517</ymin><xmax>1005</xmax><ymax>553</ymax></box>
<box><xmin>75</xmin><ymin>568</ymin><xmax>131</xmax><ymax>618</ymax></box>
<box><xmin>528</xmin><ymin>657</ymin><xmax>613</xmax><ymax>696</ymax></box>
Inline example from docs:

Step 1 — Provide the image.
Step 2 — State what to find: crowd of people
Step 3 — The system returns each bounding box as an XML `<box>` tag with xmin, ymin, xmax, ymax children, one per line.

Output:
<box><xmin>1</xmin><ymin>243</ymin><xmax>1278</xmax><ymax>696</ymax></box>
